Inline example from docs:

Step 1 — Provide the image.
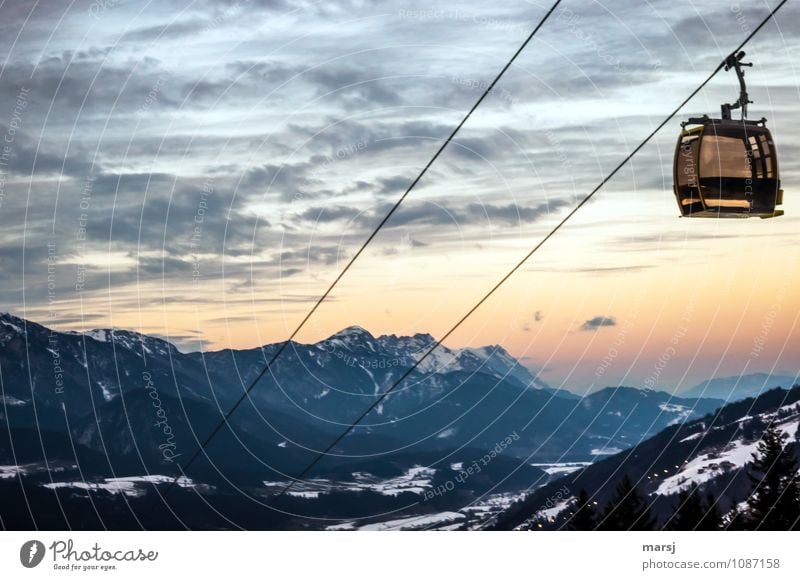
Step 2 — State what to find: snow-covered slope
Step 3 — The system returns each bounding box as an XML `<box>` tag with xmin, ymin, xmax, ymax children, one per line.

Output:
<box><xmin>654</xmin><ymin>406</ymin><xmax>800</xmax><ymax>497</ymax></box>
<box><xmin>491</xmin><ymin>386</ymin><xmax>800</xmax><ymax>530</ymax></box>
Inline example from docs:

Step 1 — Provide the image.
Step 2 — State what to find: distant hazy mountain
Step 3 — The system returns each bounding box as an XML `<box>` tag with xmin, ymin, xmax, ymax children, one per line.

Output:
<box><xmin>682</xmin><ymin>373</ymin><xmax>799</xmax><ymax>401</ymax></box>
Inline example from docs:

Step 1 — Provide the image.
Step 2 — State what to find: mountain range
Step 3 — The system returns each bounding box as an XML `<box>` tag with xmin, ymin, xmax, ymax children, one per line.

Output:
<box><xmin>681</xmin><ymin>372</ymin><xmax>799</xmax><ymax>401</ymax></box>
<box><xmin>0</xmin><ymin>311</ymin><xmax>773</xmax><ymax>529</ymax></box>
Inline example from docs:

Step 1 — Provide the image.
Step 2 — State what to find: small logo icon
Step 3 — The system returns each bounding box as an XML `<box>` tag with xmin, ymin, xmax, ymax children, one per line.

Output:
<box><xmin>20</xmin><ymin>540</ymin><xmax>45</xmax><ymax>568</ymax></box>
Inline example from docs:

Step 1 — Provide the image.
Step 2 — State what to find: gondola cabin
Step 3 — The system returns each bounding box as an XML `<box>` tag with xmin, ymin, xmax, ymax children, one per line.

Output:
<box><xmin>672</xmin><ymin>50</ymin><xmax>783</xmax><ymax>219</ymax></box>
<box><xmin>673</xmin><ymin>117</ymin><xmax>782</xmax><ymax>218</ymax></box>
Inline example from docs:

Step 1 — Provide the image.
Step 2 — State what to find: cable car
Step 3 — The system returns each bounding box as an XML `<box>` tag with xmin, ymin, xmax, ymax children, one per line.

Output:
<box><xmin>673</xmin><ymin>51</ymin><xmax>783</xmax><ymax>218</ymax></box>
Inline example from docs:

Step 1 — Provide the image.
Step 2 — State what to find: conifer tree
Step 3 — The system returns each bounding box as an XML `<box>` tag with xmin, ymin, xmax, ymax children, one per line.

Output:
<box><xmin>746</xmin><ymin>424</ymin><xmax>800</xmax><ymax>530</ymax></box>
<box><xmin>722</xmin><ymin>499</ymin><xmax>750</xmax><ymax>530</ymax></box>
<box><xmin>667</xmin><ymin>484</ymin><xmax>722</xmax><ymax>530</ymax></box>
<box><xmin>701</xmin><ymin>492</ymin><xmax>724</xmax><ymax>530</ymax></box>
<box><xmin>569</xmin><ymin>489</ymin><xmax>599</xmax><ymax>530</ymax></box>
<box><xmin>599</xmin><ymin>475</ymin><xmax>656</xmax><ymax>530</ymax></box>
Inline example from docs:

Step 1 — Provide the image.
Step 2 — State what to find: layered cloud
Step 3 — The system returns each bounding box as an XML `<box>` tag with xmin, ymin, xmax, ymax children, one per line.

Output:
<box><xmin>0</xmin><ymin>0</ymin><xmax>797</xmax><ymax>388</ymax></box>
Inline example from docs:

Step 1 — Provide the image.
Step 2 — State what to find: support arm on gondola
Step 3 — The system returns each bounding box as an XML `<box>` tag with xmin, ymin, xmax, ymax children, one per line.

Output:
<box><xmin>721</xmin><ymin>51</ymin><xmax>753</xmax><ymax>120</ymax></box>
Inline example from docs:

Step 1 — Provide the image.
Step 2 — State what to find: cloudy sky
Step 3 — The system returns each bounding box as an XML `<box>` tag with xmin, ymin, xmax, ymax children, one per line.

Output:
<box><xmin>0</xmin><ymin>0</ymin><xmax>798</xmax><ymax>392</ymax></box>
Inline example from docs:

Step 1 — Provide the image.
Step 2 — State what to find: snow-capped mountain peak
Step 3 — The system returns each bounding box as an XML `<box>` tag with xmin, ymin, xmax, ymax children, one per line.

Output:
<box><xmin>73</xmin><ymin>328</ymin><xmax>177</xmax><ymax>357</ymax></box>
<box><xmin>0</xmin><ymin>312</ymin><xmax>25</xmax><ymax>331</ymax></box>
<box><xmin>332</xmin><ymin>325</ymin><xmax>373</xmax><ymax>339</ymax></box>
<box><xmin>317</xmin><ymin>325</ymin><xmax>377</xmax><ymax>352</ymax></box>
<box><xmin>316</xmin><ymin>327</ymin><xmax>545</xmax><ymax>389</ymax></box>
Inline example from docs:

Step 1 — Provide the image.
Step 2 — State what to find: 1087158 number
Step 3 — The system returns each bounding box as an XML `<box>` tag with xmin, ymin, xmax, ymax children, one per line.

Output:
<box><xmin>731</xmin><ymin>558</ymin><xmax>780</xmax><ymax>569</ymax></box>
